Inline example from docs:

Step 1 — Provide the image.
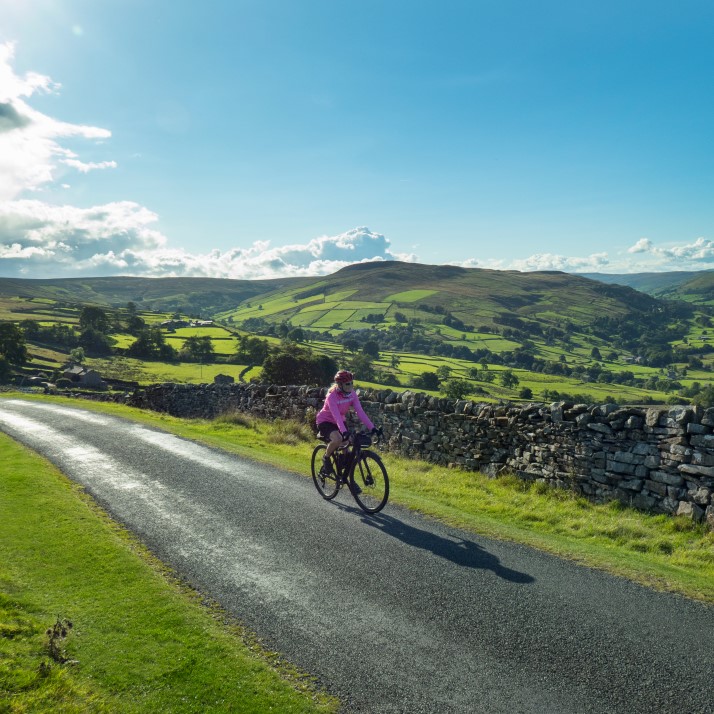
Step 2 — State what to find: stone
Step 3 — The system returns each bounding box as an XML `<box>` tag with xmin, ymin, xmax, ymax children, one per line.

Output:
<box><xmin>678</xmin><ymin>464</ymin><xmax>714</xmax><ymax>478</ymax></box>
<box><xmin>619</xmin><ymin>479</ymin><xmax>643</xmax><ymax>491</ymax></box>
<box><xmin>692</xmin><ymin>488</ymin><xmax>712</xmax><ymax>506</ymax></box>
<box><xmin>675</xmin><ymin>502</ymin><xmax>704</xmax><ymax>522</ymax></box>
<box><xmin>650</xmin><ymin>471</ymin><xmax>684</xmax><ymax>487</ymax></box>
<box><xmin>687</xmin><ymin>423</ymin><xmax>710</xmax><ymax>435</ymax></box>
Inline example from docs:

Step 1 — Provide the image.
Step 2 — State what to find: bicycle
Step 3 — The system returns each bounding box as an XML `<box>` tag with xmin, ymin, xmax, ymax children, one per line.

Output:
<box><xmin>311</xmin><ymin>429</ymin><xmax>390</xmax><ymax>514</ymax></box>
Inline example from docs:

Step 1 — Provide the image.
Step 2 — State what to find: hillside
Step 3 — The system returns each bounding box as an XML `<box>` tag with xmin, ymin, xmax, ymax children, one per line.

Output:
<box><xmin>216</xmin><ymin>261</ymin><xmax>665</xmax><ymax>332</ymax></box>
<box><xmin>0</xmin><ymin>275</ymin><xmax>312</xmax><ymax>315</ymax></box>
<box><xmin>581</xmin><ymin>271</ymin><xmax>705</xmax><ymax>296</ymax></box>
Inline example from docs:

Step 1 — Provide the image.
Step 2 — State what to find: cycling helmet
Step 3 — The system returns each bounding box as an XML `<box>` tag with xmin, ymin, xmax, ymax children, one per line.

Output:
<box><xmin>334</xmin><ymin>370</ymin><xmax>354</xmax><ymax>383</ymax></box>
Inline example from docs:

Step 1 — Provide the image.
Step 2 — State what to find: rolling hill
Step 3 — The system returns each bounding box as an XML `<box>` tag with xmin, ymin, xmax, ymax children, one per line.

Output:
<box><xmin>215</xmin><ymin>261</ymin><xmax>665</xmax><ymax>330</ymax></box>
<box><xmin>0</xmin><ymin>275</ymin><xmax>313</xmax><ymax>315</ymax></box>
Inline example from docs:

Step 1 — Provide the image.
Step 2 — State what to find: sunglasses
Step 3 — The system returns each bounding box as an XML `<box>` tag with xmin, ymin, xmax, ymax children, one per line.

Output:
<box><xmin>342</xmin><ymin>381</ymin><xmax>353</xmax><ymax>386</ymax></box>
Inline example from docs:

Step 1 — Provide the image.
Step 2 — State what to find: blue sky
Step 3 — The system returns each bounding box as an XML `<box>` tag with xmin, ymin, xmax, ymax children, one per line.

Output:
<box><xmin>2</xmin><ymin>0</ymin><xmax>714</xmax><ymax>279</ymax></box>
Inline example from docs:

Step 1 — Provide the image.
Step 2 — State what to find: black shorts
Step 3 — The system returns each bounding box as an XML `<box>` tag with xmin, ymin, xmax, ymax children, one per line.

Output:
<box><xmin>317</xmin><ymin>421</ymin><xmax>340</xmax><ymax>440</ymax></box>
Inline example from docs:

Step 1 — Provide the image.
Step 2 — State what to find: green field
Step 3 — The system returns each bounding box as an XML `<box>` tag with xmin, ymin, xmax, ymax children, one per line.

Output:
<box><xmin>384</xmin><ymin>289</ymin><xmax>438</xmax><ymax>302</ymax></box>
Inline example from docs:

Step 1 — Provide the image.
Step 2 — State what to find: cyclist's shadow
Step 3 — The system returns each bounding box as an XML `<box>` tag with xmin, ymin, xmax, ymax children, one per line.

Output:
<box><xmin>359</xmin><ymin>511</ymin><xmax>535</xmax><ymax>584</ymax></box>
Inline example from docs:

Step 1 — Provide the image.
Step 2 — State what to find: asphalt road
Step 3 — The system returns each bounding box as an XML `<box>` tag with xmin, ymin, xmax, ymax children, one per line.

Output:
<box><xmin>1</xmin><ymin>398</ymin><xmax>712</xmax><ymax>713</ymax></box>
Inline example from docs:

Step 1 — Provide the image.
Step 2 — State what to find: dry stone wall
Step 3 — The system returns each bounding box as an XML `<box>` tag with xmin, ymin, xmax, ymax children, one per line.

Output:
<box><xmin>92</xmin><ymin>382</ymin><xmax>714</xmax><ymax>526</ymax></box>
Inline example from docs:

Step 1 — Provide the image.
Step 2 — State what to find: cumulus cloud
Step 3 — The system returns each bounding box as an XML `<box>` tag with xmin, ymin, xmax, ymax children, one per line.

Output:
<box><xmin>0</xmin><ymin>41</ymin><xmax>114</xmax><ymax>201</ymax></box>
<box><xmin>622</xmin><ymin>236</ymin><xmax>714</xmax><ymax>270</ymax></box>
<box><xmin>628</xmin><ymin>238</ymin><xmax>653</xmax><ymax>254</ymax></box>
<box><xmin>0</xmin><ymin>206</ymin><xmax>412</xmax><ymax>278</ymax></box>
<box><xmin>452</xmin><ymin>251</ymin><xmax>610</xmax><ymax>273</ymax></box>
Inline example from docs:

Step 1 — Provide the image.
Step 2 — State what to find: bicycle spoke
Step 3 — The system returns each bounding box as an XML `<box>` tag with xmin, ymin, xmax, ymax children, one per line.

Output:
<box><xmin>351</xmin><ymin>451</ymin><xmax>389</xmax><ymax>514</ymax></box>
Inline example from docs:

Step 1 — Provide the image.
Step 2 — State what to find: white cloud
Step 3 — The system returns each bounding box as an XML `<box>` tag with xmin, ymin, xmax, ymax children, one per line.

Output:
<box><xmin>628</xmin><ymin>238</ymin><xmax>653</xmax><ymax>254</ymax></box>
<box><xmin>0</xmin><ymin>206</ymin><xmax>412</xmax><ymax>278</ymax></box>
<box><xmin>452</xmin><ymin>251</ymin><xmax>610</xmax><ymax>273</ymax></box>
<box><xmin>620</xmin><ymin>236</ymin><xmax>714</xmax><ymax>270</ymax></box>
<box><xmin>0</xmin><ymin>41</ymin><xmax>113</xmax><ymax>201</ymax></box>
<box><xmin>61</xmin><ymin>159</ymin><xmax>118</xmax><ymax>173</ymax></box>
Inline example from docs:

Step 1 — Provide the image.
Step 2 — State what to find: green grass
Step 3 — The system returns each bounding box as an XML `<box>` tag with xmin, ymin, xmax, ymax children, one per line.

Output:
<box><xmin>5</xmin><ymin>394</ymin><xmax>712</xmax><ymax>604</ymax></box>
<box><xmin>0</xmin><ymin>428</ymin><xmax>337</xmax><ymax>713</ymax></box>
<box><xmin>384</xmin><ymin>289</ymin><xmax>438</xmax><ymax>302</ymax></box>
<box><xmin>86</xmin><ymin>357</ymin><xmax>247</xmax><ymax>385</ymax></box>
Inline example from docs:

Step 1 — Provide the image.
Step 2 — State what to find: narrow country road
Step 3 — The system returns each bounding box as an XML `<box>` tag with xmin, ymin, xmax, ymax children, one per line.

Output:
<box><xmin>1</xmin><ymin>399</ymin><xmax>712</xmax><ymax>713</ymax></box>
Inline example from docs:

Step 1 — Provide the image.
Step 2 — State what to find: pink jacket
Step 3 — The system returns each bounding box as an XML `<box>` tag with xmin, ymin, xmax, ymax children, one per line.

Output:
<box><xmin>316</xmin><ymin>388</ymin><xmax>374</xmax><ymax>434</ymax></box>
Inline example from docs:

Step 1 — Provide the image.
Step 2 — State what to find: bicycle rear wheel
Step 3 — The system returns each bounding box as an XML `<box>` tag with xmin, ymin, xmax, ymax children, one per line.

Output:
<box><xmin>350</xmin><ymin>450</ymin><xmax>389</xmax><ymax>514</ymax></box>
<box><xmin>311</xmin><ymin>444</ymin><xmax>341</xmax><ymax>500</ymax></box>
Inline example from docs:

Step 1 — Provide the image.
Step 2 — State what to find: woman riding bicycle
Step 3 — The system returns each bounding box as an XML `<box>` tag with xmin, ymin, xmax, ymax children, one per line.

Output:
<box><xmin>316</xmin><ymin>370</ymin><xmax>378</xmax><ymax>475</ymax></box>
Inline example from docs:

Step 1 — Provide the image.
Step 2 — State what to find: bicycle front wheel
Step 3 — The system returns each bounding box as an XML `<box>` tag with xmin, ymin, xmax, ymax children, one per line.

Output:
<box><xmin>311</xmin><ymin>444</ymin><xmax>341</xmax><ymax>500</ymax></box>
<box><xmin>350</xmin><ymin>450</ymin><xmax>389</xmax><ymax>514</ymax></box>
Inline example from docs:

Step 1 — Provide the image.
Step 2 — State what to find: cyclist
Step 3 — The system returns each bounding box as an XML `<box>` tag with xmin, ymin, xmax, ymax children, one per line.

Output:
<box><xmin>316</xmin><ymin>370</ymin><xmax>378</xmax><ymax>475</ymax></box>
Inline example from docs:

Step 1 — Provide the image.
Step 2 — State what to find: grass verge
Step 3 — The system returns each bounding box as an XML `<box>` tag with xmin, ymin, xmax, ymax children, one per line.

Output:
<box><xmin>0</xmin><ymin>427</ymin><xmax>337</xmax><ymax>713</ymax></box>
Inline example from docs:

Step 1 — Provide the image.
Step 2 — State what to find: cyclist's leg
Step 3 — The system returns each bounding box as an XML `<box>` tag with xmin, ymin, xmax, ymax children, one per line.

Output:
<box><xmin>324</xmin><ymin>429</ymin><xmax>342</xmax><ymax>459</ymax></box>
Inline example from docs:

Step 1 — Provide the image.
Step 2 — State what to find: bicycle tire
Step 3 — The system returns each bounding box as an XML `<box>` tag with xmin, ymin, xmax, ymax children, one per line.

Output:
<box><xmin>350</xmin><ymin>450</ymin><xmax>389</xmax><ymax>514</ymax></box>
<box><xmin>311</xmin><ymin>444</ymin><xmax>341</xmax><ymax>500</ymax></box>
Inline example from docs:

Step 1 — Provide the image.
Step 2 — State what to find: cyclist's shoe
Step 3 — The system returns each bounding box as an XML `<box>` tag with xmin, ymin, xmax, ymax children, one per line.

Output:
<box><xmin>320</xmin><ymin>457</ymin><xmax>334</xmax><ymax>476</ymax></box>
<box><xmin>349</xmin><ymin>480</ymin><xmax>363</xmax><ymax>496</ymax></box>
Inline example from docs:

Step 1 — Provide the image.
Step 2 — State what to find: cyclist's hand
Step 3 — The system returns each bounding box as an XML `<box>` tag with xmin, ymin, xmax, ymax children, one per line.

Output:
<box><xmin>371</xmin><ymin>427</ymin><xmax>383</xmax><ymax>438</ymax></box>
<box><xmin>341</xmin><ymin>430</ymin><xmax>350</xmax><ymax>441</ymax></box>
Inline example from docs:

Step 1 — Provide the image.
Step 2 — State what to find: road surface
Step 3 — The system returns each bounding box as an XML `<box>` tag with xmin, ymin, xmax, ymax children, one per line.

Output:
<box><xmin>0</xmin><ymin>399</ymin><xmax>712</xmax><ymax>713</ymax></box>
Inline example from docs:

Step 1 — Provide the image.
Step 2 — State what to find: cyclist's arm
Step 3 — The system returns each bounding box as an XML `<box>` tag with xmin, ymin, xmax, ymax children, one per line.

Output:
<box><xmin>351</xmin><ymin>393</ymin><xmax>374</xmax><ymax>431</ymax></box>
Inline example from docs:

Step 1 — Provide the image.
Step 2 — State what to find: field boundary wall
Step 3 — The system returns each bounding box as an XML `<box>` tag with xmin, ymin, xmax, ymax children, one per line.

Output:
<box><xmin>83</xmin><ymin>382</ymin><xmax>714</xmax><ymax>526</ymax></box>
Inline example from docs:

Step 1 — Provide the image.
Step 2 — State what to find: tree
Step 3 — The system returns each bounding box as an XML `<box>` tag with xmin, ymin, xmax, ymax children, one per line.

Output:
<box><xmin>590</xmin><ymin>346</ymin><xmax>602</xmax><ymax>360</ymax></box>
<box><xmin>79</xmin><ymin>306</ymin><xmax>110</xmax><ymax>334</ymax></box>
<box><xmin>342</xmin><ymin>338</ymin><xmax>359</xmax><ymax>354</ymax></box>
<box><xmin>78</xmin><ymin>328</ymin><xmax>114</xmax><ymax>355</ymax></box>
<box><xmin>0</xmin><ymin>323</ymin><xmax>27</xmax><ymax>365</ymax></box>
<box><xmin>19</xmin><ymin>320</ymin><xmax>40</xmax><ymax>339</ymax></box>
<box><xmin>234</xmin><ymin>335</ymin><xmax>269</xmax><ymax>364</ymax></box>
<box><xmin>179</xmin><ymin>336</ymin><xmax>214</xmax><ymax>362</ymax></box>
<box><xmin>363</xmin><ymin>340</ymin><xmax>380</xmax><ymax>359</ymax></box>
<box><xmin>126</xmin><ymin>314</ymin><xmax>146</xmax><ymax>335</ymax></box>
<box><xmin>441</xmin><ymin>379</ymin><xmax>470</xmax><ymax>400</ymax></box>
<box><xmin>127</xmin><ymin>328</ymin><xmax>177</xmax><ymax>360</ymax></box>
<box><xmin>410</xmin><ymin>371</ymin><xmax>440</xmax><ymax>391</ymax></box>
<box><xmin>350</xmin><ymin>353</ymin><xmax>376</xmax><ymax>382</ymax></box>
<box><xmin>69</xmin><ymin>347</ymin><xmax>85</xmax><ymax>364</ymax></box>
<box><xmin>500</xmin><ymin>370</ymin><xmax>519</xmax><ymax>389</ymax></box>
<box><xmin>693</xmin><ymin>385</ymin><xmax>714</xmax><ymax>408</ymax></box>
<box><xmin>260</xmin><ymin>346</ymin><xmax>337</xmax><ymax>386</ymax></box>
<box><xmin>519</xmin><ymin>386</ymin><xmax>533</xmax><ymax>400</ymax></box>
<box><xmin>287</xmin><ymin>327</ymin><xmax>306</xmax><ymax>343</ymax></box>
<box><xmin>436</xmin><ymin>365</ymin><xmax>452</xmax><ymax>381</ymax></box>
